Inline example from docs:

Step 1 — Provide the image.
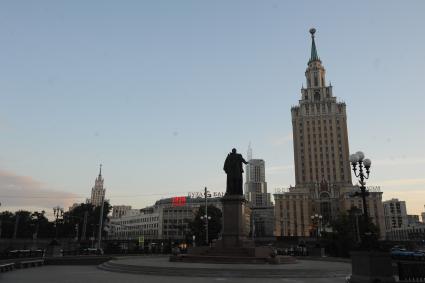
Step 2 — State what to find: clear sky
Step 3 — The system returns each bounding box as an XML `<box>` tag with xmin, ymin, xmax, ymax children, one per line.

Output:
<box><xmin>1</xmin><ymin>1</ymin><xmax>424</xmax><ymax>218</ymax></box>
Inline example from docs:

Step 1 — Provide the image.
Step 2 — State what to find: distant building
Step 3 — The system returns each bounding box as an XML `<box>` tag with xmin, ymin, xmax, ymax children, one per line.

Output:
<box><xmin>407</xmin><ymin>215</ymin><xmax>421</xmax><ymax>226</ymax></box>
<box><xmin>421</xmin><ymin>205</ymin><xmax>425</xmax><ymax>223</ymax></box>
<box><xmin>383</xmin><ymin>198</ymin><xmax>408</xmax><ymax>231</ymax></box>
<box><xmin>244</xmin><ymin>146</ymin><xmax>274</xmax><ymax>238</ymax></box>
<box><xmin>385</xmin><ymin>223</ymin><xmax>425</xmax><ymax>242</ymax></box>
<box><xmin>112</xmin><ymin>205</ymin><xmax>132</xmax><ymax>219</ymax></box>
<box><xmin>109</xmin><ymin>208</ymin><xmax>160</xmax><ymax>240</ymax></box>
<box><xmin>156</xmin><ymin>196</ymin><xmax>222</xmax><ymax>241</ymax></box>
<box><xmin>107</xmin><ymin>196</ymin><xmax>224</xmax><ymax>241</ymax></box>
<box><xmin>90</xmin><ymin>165</ymin><xmax>106</xmax><ymax>207</ymax></box>
<box><xmin>274</xmin><ymin>29</ymin><xmax>385</xmax><ymax>239</ymax></box>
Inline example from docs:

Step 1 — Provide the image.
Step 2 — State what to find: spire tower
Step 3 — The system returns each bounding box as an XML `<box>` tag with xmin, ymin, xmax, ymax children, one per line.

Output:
<box><xmin>309</xmin><ymin>28</ymin><xmax>320</xmax><ymax>63</ymax></box>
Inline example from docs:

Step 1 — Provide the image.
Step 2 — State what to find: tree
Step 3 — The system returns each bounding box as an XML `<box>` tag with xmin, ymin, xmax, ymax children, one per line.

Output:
<box><xmin>322</xmin><ymin>208</ymin><xmax>380</xmax><ymax>257</ymax></box>
<box><xmin>61</xmin><ymin>201</ymin><xmax>112</xmax><ymax>240</ymax></box>
<box><xmin>0</xmin><ymin>211</ymin><xmax>15</xmax><ymax>238</ymax></box>
<box><xmin>189</xmin><ymin>205</ymin><xmax>222</xmax><ymax>246</ymax></box>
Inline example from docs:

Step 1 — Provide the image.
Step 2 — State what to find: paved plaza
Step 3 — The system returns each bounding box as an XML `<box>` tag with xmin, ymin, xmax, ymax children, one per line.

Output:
<box><xmin>0</xmin><ymin>256</ymin><xmax>352</xmax><ymax>283</ymax></box>
<box><xmin>0</xmin><ymin>265</ymin><xmax>349</xmax><ymax>283</ymax></box>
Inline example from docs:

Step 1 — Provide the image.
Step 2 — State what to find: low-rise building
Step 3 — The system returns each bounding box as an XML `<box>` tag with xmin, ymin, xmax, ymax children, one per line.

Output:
<box><xmin>385</xmin><ymin>223</ymin><xmax>425</xmax><ymax>242</ymax></box>
<box><xmin>112</xmin><ymin>205</ymin><xmax>132</xmax><ymax>219</ymax></box>
<box><xmin>274</xmin><ymin>185</ymin><xmax>385</xmax><ymax>239</ymax></box>
<box><xmin>109</xmin><ymin>208</ymin><xmax>160</xmax><ymax>240</ymax></box>
<box><xmin>108</xmin><ymin>196</ymin><xmax>224</xmax><ymax>241</ymax></box>
<box><xmin>408</xmin><ymin>215</ymin><xmax>421</xmax><ymax>227</ymax></box>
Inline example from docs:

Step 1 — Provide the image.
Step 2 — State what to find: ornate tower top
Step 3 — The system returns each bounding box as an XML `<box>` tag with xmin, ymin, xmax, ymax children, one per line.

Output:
<box><xmin>309</xmin><ymin>28</ymin><xmax>320</xmax><ymax>63</ymax></box>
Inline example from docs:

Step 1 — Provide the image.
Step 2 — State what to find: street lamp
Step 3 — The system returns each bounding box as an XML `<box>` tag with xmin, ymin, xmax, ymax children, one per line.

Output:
<box><xmin>200</xmin><ymin>214</ymin><xmax>211</xmax><ymax>245</ymax></box>
<box><xmin>310</xmin><ymin>214</ymin><xmax>323</xmax><ymax>237</ymax></box>
<box><xmin>53</xmin><ymin>206</ymin><xmax>64</xmax><ymax>239</ymax></box>
<box><xmin>349</xmin><ymin>151</ymin><xmax>372</xmax><ymax>221</ymax></box>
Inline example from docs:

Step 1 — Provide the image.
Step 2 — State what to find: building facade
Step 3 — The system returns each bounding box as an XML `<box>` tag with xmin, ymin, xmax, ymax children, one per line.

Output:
<box><xmin>244</xmin><ymin>146</ymin><xmax>274</xmax><ymax>238</ymax></box>
<box><xmin>109</xmin><ymin>208</ymin><xmax>160</xmax><ymax>240</ymax></box>
<box><xmin>383</xmin><ymin>198</ymin><xmax>408</xmax><ymax>231</ymax></box>
<box><xmin>108</xmin><ymin>196</ymin><xmax>223</xmax><ymax>241</ymax></box>
<box><xmin>90</xmin><ymin>165</ymin><xmax>106</xmax><ymax>207</ymax></box>
<box><xmin>274</xmin><ymin>29</ymin><xmax>385</xmax><ymax>239</ymax></box>
<box><xmin>385</xmin><ymin>224</ymin><xmax>425</xmax><ymax>242</ymax></box>
<box><xmin>245</xmin><ymin>158</ymin><xmax>271</xmax><ymax>207</ymax></box>
<box><xmin>112</xmin><ymin>205</ymin><xmax>132</xmax><ymax>219</ymax></box>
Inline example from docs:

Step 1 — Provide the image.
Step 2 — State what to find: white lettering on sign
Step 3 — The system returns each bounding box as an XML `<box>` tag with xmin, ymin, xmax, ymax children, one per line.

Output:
<box><xmin>366</xmin><ymin>186</ymin><xmax>381</xmax><ymax>192</ymax></box>
<box><xmin>274</xmin><ymin>188</ymin><xmax>290</xmax><ymax>194</ymax></box>
<box><xmin>187</xmin><ymin>191</ymin><xmax>225</xmax><ymax>198</ymax></box>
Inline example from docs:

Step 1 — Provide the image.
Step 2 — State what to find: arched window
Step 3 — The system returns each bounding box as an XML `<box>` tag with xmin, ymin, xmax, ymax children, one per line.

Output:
<box><xmin>314</xmin><ymin>91</ymin><xmax>320</xmax><ymax>101</ymax></box>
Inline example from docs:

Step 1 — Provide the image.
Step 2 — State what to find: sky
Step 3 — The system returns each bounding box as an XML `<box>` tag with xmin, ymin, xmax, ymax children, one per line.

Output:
<box><xmin>1</xmin><ymin>1</ymin><xmax>424</xmax><ymax>218</ymax></box>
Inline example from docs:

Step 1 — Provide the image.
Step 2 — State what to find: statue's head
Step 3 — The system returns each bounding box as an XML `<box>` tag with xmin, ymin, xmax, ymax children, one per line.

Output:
<box><xmin>232</xmin><ymin>148</ymin><xmax>237</xmax><ymax>154</ymax></box>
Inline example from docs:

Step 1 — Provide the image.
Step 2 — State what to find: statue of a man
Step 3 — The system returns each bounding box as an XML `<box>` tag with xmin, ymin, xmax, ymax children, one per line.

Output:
<box><xmin>223</xmin><ymin>148</ymin><xmax>248</xmax><ymax>195</ymax></box>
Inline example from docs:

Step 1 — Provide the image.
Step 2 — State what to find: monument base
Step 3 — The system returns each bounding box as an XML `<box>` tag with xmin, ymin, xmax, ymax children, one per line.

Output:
<box><xmin>350</xmin><ymin>251</ymin><xmax>395</xmax><ymax>283</ymax></box>
<box><xmin>171</xmin><ymin>194</ymin><xmax>295</xmax><ymax>264</ymax></box>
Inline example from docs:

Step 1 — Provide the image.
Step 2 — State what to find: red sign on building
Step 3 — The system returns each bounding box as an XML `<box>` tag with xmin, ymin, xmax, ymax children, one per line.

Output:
<box><xmin>172</xmin><ymin>196</ymin><xmax>187</xmax><ymax>207</ymax></box>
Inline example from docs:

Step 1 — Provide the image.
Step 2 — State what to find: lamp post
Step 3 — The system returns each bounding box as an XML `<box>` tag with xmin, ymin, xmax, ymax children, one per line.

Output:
<box><xmin>349</xmin><ymin>151</ymin><xmax>372</xmax><ymax>226</ymax></box>
<box><xmin>200</xmin><ymin>214</ymin><xmax>211</xmax><ymax>245</ymax></box>
<box><xmin>310</xmin><ymin>214</ymin><xmax>323</xmax><ymax>237</ymax></box>
<box><xmin>202</xmin><ymin>187</ymin><xmax>211</xmax><ymax>245</ymax></box>
<box><xmin>53</xmin><ymin>206</ymin><xmax>64</xmax><ymax>239</ymax></box>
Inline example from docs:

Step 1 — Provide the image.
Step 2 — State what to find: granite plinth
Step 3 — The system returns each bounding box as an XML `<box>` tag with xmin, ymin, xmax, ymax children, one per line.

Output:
<box><xmin>174</xmin><ymin>194</ymin><xmax>293</xmax><ymax>264</ymax></box>
<box><xmin>350</xmin><ymin>251</ymin><xmax>395</xmax><ymax>283</ymax></box>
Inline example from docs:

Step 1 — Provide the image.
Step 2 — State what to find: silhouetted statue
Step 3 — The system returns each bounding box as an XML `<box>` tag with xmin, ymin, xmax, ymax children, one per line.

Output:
<box><xmin>223</xmin><ymin>148</ymin><xmax>248</xmax><ymax>195</ymax></box>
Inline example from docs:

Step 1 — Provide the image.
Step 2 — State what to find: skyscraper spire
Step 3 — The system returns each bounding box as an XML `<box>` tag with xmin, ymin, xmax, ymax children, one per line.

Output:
<box><xmin>309</xmin><ymin>28</ymin><xmax>320</xmax><ymax>63</ymax></box>
<box><xmin>247</xmin><ymin>142</ymin><xmax>252</xmax><ymax>161</ymax></box>
<box><xmin>99</xmin><ymin>163</ymin><xmax>102</xmax><ymax>177</ymax></box>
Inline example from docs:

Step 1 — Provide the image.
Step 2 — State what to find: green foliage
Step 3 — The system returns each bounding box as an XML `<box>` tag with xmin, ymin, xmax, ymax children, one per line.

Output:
<box><xmin>61</xmin><ymin>201</ymin><xmax>112</xmax><ymax>239</ymax></box>
<box><xmin>322</xmin><ymin>208</ymin><xmax>380</xmax><ymax>257</ymax></box>
<box><xmin>0</xmin><ymin>210</ymin><xmax>54</xmax><ymax>239</ymax></box>
<box><xmin>0</xmin><ymin>201</ymin><xmax>112</xmax><ymax>240</ymax></box>
<box><xmin>189</xmin><ymin>205</ymin><xmax>222</xmax><ymax>246</ymax></box>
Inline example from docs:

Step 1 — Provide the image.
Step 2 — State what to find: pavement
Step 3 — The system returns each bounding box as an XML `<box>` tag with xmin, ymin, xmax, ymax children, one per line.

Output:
<box><xmin>98</xmin><ymin>255</ymin><xmax>351</xmax><ymax>278</ymax></box>
<box><xmin>0</xmin><ymin>265</ymin><xmax>350</xmax><ymax>283</ymax></box>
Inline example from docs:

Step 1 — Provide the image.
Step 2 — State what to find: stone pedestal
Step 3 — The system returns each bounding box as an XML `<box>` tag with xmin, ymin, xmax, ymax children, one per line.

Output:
<box><xmin>217</xmin><ymin>195</ymin><xmax>250</xmax><ymax>248</ymax></box>
<box><xmin>172</xmin><ymin>194</ymin><xmax>294</xmax><ymax>264</ymax></box>
<box><xmin>350</xmin><ymin>251</ymin><xmax>395</xmax><ymax>283</ymax></box>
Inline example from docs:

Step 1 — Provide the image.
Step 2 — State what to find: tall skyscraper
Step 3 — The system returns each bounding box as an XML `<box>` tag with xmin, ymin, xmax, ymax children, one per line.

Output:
<box><xmin>274</xmin><ymin>29</ymin><xmax>385</xmax><ymax>238</ymax></box>
<box><xmin>244</xmin><ymin>146</ymin><xmax>270</xmax><ymax>207</ymax></box>
<box><xmin>291</xmin><ymin>28</ymin><xmax>352</xmax><ymax>187</ymax></box>
<box><xmin>244</xmin><ymin>146</ymin><xmax>274</xmax><ymax>237</ymax></box>
<box><xmin>90</xmin><ymin>164</ymin><xmax>106</xmax><ymax>207</ymax></box>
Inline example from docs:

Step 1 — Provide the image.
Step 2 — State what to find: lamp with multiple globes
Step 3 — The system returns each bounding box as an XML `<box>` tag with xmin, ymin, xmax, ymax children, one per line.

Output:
<box><xmin>349</xmin><ymin>151</ymin><xmax>372</xmax><ymax>238</ymax></box>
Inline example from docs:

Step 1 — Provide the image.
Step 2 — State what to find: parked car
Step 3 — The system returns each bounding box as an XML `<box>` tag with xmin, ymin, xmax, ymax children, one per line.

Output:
<box><xmin>391</xmin><ymin>248</ymin><xmax>415</xmax><ymax>259</ymax></box>
<box><xmin>412</xmin><ymin>250</ymin><xmax>425</xmax><ymax>261</ymax></box>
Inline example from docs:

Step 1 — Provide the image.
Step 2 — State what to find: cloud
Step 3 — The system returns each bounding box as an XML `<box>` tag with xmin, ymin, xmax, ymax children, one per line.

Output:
<box><xmin>266</xmin><ymin>164</ymin><xmax>294</xmax><ymax>174</ymax></box>
<box><xmin>368</xmin><ymin>178</ymin><xmax>425</xmax><ymax>215</ymax></box>
<box><xmin>270</xmin><ymin>133</ymin><xmax>293</xmax><ymax>146</ymax></box>
<box><xmin>0</xmin><ymin>169</ymin><xmax>81</xmax><ymax>214</ymax></box>
<box><xmin>371</xmin><ymin>178</ymin><xmax>425</xmax><ymax>188</ymax></box>
<box><xmin>372</xmin><ymin>156</ymin><xmax>425</xmax><ymax>167</ymax></box>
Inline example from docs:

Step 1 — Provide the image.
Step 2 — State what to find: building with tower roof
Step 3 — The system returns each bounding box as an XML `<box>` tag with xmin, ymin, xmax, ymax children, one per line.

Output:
<box><xmin>90</xmin><ymin>164</ymin><xmax>106</xmax><ymax>207</ymax></box>
<box><xmin>274</xmin><ymin>29</ymin><xmax>385</xmax><ymax>238</ymax></box>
